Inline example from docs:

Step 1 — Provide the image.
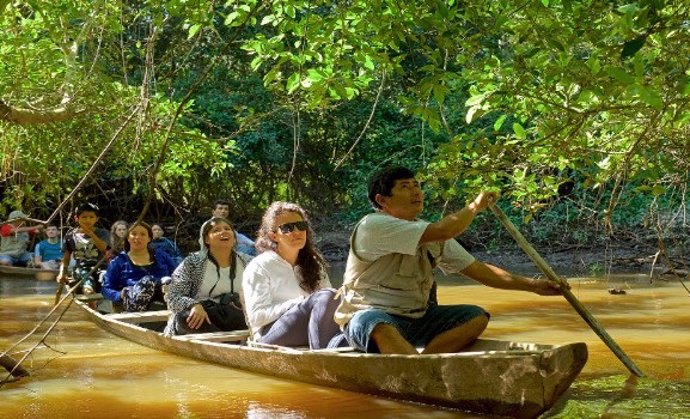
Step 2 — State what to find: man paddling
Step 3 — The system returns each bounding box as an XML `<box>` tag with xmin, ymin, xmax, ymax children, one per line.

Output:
<box><xmin>334</xmin><ymin>166</ymin><xmax>565</xmax><ymax>354</ymax></box>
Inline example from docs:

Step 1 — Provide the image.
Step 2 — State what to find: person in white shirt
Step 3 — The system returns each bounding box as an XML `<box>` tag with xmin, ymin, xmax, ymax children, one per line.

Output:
<box><xmin>335</xmin><ymin>166</ymin><xmax>565</xmax><ymax>354</ymax></box>
<box><xmin>242</xmin><ymin>201</ymin><xmax>341</xmax><ymax>349</ymax></box>
<box><xmin>164</xmin><ymin>217</ymin><xmax>251</xmax><ymax>336</ymax></box>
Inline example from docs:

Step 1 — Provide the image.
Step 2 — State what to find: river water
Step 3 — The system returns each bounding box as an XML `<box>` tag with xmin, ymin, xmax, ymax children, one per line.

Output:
<box><xmin>1</xmin><ymin>272</ymin><xmax>689</xmax><ymax>418</ymax></box>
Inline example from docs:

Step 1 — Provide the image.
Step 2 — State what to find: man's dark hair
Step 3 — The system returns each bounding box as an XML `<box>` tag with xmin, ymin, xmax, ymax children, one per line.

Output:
<box><xmin>75</xmin><ymin>202</ymin><xmax>99</xmax><ymax>216</ymax></box>
<box><xmin>367</xmin><ymin>166</ymin><xmax>416</xmax><ymax>209</ymax></box>
<box><xmin>213</xmin><ymin>199</ymin><xmax>230</xmax><ymax>209</ymax></box>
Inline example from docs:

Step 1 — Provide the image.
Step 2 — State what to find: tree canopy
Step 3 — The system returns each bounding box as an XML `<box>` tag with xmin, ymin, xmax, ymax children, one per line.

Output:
<box><xmin>1</xmin><ymin>0</ymin><xmax>688</xmax><ymax>251</ymax></box>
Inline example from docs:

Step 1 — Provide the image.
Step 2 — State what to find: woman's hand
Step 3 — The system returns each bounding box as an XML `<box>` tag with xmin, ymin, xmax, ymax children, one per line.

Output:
<box><xmin>186</xmin><ymin>303</ymin><xmax>211</xmax><ymax>330</ymax></box>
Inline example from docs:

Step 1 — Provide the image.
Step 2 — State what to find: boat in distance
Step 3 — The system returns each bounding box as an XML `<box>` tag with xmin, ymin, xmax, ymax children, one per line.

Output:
<box><xmin>74</xmin><ymin>297</ymin><xmax>588</xmax><ymax>418</ymax></box>
<box><xmin>0</xmin><ymin>265</ymin><xmax>58</xmax><ymax>281</ymax></box>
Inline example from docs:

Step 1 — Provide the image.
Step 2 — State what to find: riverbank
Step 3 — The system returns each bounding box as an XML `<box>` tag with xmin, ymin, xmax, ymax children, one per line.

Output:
<box><xmin>315</xmin><ymin>229</ymin><xmax>688</xmax><ymax>280</ymax></box>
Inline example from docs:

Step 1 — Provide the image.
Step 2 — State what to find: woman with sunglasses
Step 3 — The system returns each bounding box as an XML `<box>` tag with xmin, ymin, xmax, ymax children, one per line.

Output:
<box><xmin>242</xmin><ymin>201</ymin><xmax>342</xmax><ymax>349</ymax></box>
<box><xmin>164</xmin><ymin>217</ymin><xmax>252</xmax><ymax>336</ymax></box>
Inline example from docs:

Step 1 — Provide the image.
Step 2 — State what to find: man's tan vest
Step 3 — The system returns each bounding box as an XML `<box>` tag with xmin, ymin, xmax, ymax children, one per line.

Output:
<box><xmin>334</xmin><ymin>218</ymin><xmax>442</xmax><ymax>327</ymax></box>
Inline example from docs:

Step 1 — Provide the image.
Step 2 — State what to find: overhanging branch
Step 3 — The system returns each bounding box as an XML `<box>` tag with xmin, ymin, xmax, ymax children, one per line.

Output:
<box><xmin>0</xmin><ymin>100</ymin><xmax>78</xmax><ymax>125</ymax></box>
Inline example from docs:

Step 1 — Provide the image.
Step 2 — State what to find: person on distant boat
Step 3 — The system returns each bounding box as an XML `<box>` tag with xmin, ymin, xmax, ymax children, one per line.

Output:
<box><xmin>0</xmin><ymin>210</ymin><xmax>43</xmax><ymax>267</ymax></box>
<box><xmin>56</xmin><ymin>203</ymin><xmax>110</xmax><ymax>294</ymax></box>
<box><xmin>150</xmin><ymin>223</ymin><xmax>184</xmax><ymax>266</ymax></box>
<box><xmin>33</xmin><ymin>224</ymin><xmax>64</xmax><ymax>270</ymax></box>
<box><xmin>109</xmin><ymin>220</ymin><xmax>128</xmax><ymax>258</ymax></box>
<box><xmin>164</xmin><ymin>217</ymin><xmax>251</xmax><ymax>336</ymax></box>
<box><xmin>242</xmin><ymin>201</ymin><xmax>343</xmax><ymax>349</ymax></box>
<box><xmin>212</xmin><ymin>199</ymin><xmax>257</xmax><ymax>256</ymax></box>
<box><xmin>101</xmin><ymin>222</ymin><xmax>177</xmax><ymax>312</ymax></box>
<box><xmin>334</xmin><ymin>166</ymin><xmax>565</xmax><ymax>354</ymax></box>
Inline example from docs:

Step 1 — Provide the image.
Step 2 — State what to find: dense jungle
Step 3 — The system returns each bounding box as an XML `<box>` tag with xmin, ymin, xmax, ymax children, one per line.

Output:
<box><xmin>1</xmin><ymin>0</ymin><xmax>689</xmax><ymax>276</ymax></box>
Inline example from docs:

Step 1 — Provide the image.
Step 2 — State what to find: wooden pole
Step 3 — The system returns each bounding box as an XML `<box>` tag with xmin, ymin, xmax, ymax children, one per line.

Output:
<box><xmin>490</xmin><ymin>204</ymin><xmax>645</xmax><ymax>377</ymax></box>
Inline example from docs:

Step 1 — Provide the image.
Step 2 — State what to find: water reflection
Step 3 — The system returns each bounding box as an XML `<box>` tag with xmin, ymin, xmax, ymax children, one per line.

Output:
<box><xmin>1</xmin><ymin>274</ymin><xmax>689</xmax><ymax>418</ymax></box>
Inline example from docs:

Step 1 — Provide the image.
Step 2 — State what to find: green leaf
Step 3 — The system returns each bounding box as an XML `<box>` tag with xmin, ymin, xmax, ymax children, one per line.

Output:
<box><xmin>433</xmin><ymin>84</ymin><xmax>448</xmax><ymax>106</ymax></box>
<box><xmin>261</xmin><ymin>15</ymin><xmax>275</xmax><ymax>26</ymax></box>
<box><xmin>606</xmin><ymin>66</ymin><xmax>635</xmax><ymax>84</ymax></box>
<box><xmin>225</xmin><ymin>11</ymin><xmax>239</xmax><ymax>25</ymax></box>
<box><xmin>307</xmin><ymin>68</ymin><xmax>324</xmax><ymax>82</ymax></box>
<box><xmin>286</xmin><ymin>73</ymin><xmax>300</xmax><ymax>93</ymax></box>
<box><xmin>512</xmin><ymin>122</ymin><xmax>526</xmax><ymax>139</ymax></box>
<box><xmin>621</xmin><ymin>35</ymin><xmax>646</xmax><ymax>59</ymax></box>
<box><xmin>187</xmin><ymin>24</ymin><xmax>201</xmax><ymax>39</ymax></box>
<box><xmin>651</xmin><ymin>185</ymin><xmax>665</xmax><ymax>196</ymax></box>
<box><xmin>494</xmin><ymin>114</ymin><xmax>507</xmax><ymax>131</ymax></box>
<box><xmin>363</xmin><ymin>56</ymin><xmax>375</xmax><ymax>71</ymax></box>
<box><xmin>466</xmin><ymin>106</ymin><xmax>483</xmax><ymax>124</ymax></box>
<box><xmin>250</xmin><ymin>56</ymin><xmax>263</xmax><ymax>71</ymax></box>
<box><xmin>466</xmin><ymin>92</ymin><xmax>490</xmax><ymax>107</ymax></box>
<box><xmin>637</xmin><ymin>86</ymin><xmax>663</xmax><ymax>110</ymax></box>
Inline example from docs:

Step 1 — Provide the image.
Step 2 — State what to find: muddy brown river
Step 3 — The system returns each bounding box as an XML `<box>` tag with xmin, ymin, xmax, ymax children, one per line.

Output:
<box><xmin>1</xmin><ymin>273</ymin><xmax>689</xmax><ymax>418</ymax></box>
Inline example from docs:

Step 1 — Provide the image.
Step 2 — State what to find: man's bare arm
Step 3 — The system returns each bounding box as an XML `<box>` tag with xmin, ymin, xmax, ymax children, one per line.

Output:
<box><xmin>459</xmin><ymin>260</ymin><xmax>563</xmax><ymax>295</ymax></box>
<box><xmin>419</xmin><ymin>192</ymin><xmax>497</xmax><ymax>244</ymax></box>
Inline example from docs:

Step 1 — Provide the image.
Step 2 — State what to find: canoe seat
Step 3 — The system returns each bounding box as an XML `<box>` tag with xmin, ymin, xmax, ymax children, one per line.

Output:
<box><xmin>107</xmin><ymin>310</ymin><xmax>172</xmax><ymax>324</ymax></box>
<box><xmin>173</xmin><ymin>330</ymin><xmax>251</xmax><ymax>343</ymax></box>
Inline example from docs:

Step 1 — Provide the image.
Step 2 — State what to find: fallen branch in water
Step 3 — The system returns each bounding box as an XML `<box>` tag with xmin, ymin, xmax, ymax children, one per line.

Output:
<box><xmin>0</xmin><ymin>354</ymin><xmax>29</xmax><ymax>380</ymax></box>
<box><xmin>0</xmin><ymin>280</ymin><xmax>80</xmax><ymax>388</ymax></box>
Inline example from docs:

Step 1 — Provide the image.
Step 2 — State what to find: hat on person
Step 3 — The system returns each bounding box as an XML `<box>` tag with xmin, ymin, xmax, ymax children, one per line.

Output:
<box><xmin>8</xmin><ymin>210</ymin><xmax>28</xmax><ymax>221</ymax></box>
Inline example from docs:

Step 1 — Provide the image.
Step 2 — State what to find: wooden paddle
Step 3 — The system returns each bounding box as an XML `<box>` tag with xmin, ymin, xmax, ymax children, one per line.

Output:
<box><xmin>489</xmin><ymin>203</ymin><xmax>645</xmax><ymax>377</ymax></box>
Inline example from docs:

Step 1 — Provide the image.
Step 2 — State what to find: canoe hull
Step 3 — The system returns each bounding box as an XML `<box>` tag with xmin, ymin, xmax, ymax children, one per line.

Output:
<box><xmin>76</xmin><ymin>299</ymin><xmax>587</xmax><ymax>418</ymax></box>
<box><xmin>0</xmin><ymin>265</ymin><xmax>57</xmax><ymax>280</ymax></box>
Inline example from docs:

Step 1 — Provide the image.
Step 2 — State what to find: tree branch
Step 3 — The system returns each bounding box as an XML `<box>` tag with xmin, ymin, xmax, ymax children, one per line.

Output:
<box><xmin>0</xmin><ymin>100</ymin><xmax>78</xmax><ymax>124</ymax></box>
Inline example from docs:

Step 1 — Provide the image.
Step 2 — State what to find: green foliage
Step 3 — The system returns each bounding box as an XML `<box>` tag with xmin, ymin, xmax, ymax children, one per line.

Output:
<box><xmin>2</xmin><ymin>0</ymin><xmax>689</xmax><ymax>253</ymax></box>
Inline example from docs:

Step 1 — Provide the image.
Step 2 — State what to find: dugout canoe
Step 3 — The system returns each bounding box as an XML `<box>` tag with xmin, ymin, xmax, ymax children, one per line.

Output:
<box><xmin>0</xmin><ymin>265</ymin><xmax>57</xmax><ymax>281</ymax></box>
<box><xmin>74</xmin><ymin>297</ymin><xmax>587</xmax><ymax>418</ymax></box>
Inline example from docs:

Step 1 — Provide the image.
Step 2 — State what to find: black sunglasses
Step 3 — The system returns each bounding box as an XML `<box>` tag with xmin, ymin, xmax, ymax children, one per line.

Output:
<box><xmin>277</xmin><ymin>221</ymin><xmax>309</xmax><ymax>234</ymax></box>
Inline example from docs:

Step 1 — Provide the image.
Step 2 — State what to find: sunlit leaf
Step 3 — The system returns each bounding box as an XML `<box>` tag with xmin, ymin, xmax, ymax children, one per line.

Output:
<box><xmin>512</xmin><ymin>122</ymin><xmax>526</xmax><ymax>140</ymax></box>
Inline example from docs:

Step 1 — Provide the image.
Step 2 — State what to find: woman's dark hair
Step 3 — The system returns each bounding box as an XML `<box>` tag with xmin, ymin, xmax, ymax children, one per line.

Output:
<box><xmin>202</xmin><ymin>217</ymin><xmax>239</xmax><ymax>284</ymax></box>
<box><xmin>255</xmin><ymin>201</ymin><xmax>326</xmax><ymax>293</ymax></box>
<box><xmin>367</xmin><ymin>166</ymin><xmax>416</xmax><ymax>209</ymax></box>
<box><xmin>124</xmin><ymin>222</ymin><xmax>155</xmax><ymax>261</ymax></box>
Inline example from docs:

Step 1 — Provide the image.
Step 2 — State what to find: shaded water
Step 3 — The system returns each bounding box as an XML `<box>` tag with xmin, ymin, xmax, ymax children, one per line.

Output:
<box><xmin>1</xmin><ymin>273</ymin><xmax>689</xmax><ymax>418</ymax></box>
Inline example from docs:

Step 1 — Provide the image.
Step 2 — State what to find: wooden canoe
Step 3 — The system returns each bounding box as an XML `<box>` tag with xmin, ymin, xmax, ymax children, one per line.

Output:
<box><xmin>0</xmin><ymin>265</ymin><xmax>58</xmax><ymax>281</ymax></box>
<box><xmin>74</xmin><ymin>298</ymin><xmax>587</xmax><ymax>418</ymax></box>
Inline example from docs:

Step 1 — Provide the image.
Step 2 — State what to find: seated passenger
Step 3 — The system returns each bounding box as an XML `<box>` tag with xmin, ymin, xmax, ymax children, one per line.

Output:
<box><xmin>242</xmin><ymin>201</ymin><xmax>342</xmax><ymax>349</ymax></box>
<box><xmin>212</xmin><ymin>200</ymin><xmax>256</xmax><ymax>256</ymax></box>
<box><xmin>33</xmin><ymin>224</ymin><xmax>64</xmax><ymax>270</ymax></box>
<box><xmin>56</xmin><ymin>203</ymin><xmax>110</xmax><ymax>294</ymax></box>
<box><xmin>164</xmin><ymin>217</ymin><xmax>251</xmax><ymax>336</ymax></box>
<box><xmin>0</xmin><ymin>210</ymin><xmax>42</xmax><ymax>267</ymax></box>
<box><xmin>150</xmin><ymin>223</ymin><xmax>184</xmax><ymax>266</ymax></box>
<box><xmin>101</xmin><ymin>222</ymin><xmax>177</xmax><ymax>311</ymax></box>
<box><xmin>109</xmin><ymin>220</ymin><xmax>128</xmax><ymax>257</ymax></box>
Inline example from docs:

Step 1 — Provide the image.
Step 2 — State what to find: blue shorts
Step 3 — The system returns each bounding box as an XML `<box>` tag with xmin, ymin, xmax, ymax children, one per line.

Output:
<box><xmin>0</xmin><ymin>252</ymin><xmax>33</xmax><ymax>266</ymax></box>
<box><xmin>343</xmin><ymin>304</ymin><xmax>489</xmax><ymax>353</ymax></box>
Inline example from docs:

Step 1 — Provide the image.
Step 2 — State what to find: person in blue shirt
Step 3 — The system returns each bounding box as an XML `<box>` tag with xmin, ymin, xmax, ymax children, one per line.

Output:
<box><xmin>33</xmin><ymin>224</ymin><xmax>64</xmax><ymax>270</ymax></box>
<box><xmin>101</xmin><ymin>222</ymin><xmax>177</xmax><ymax>311</ymax></box>
<box><xmin>151</xmin><ymin>223</ymin><xmax>183</xmax><ymax>266</ymax></box>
